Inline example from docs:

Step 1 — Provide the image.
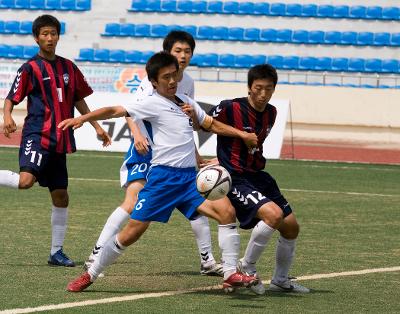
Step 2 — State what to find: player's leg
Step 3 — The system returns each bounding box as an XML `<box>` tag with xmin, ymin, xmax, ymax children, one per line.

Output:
<box><xmin>0</xmin><ymin>170</ymin><xmax>35</xmax><ymax>188</ymax></box>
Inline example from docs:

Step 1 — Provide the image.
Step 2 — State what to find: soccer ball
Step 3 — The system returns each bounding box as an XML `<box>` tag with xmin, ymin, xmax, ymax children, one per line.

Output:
<box><xmin>196</xmin><ymin>165</ymin><xmax>232</xmax><ymax>201</ymax></box>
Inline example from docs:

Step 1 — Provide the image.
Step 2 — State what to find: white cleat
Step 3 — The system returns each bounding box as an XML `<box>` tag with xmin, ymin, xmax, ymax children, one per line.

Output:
<box><xmin>269</xmin><ymin>280</ymin><xmax>310</xmax><ymax>293</ymax></box>
<box><xmin>237</xmin><ymin>258</ymin><xmax>265</xmax><ymax>295</ymax></box>
<box><xmin>200</xmin><ymin>262</ymin><xmax>224</xmax><ymax>277</ymax></box>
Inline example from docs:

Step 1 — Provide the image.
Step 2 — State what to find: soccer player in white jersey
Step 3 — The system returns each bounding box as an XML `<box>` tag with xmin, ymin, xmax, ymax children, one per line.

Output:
<box><xmin>60</xmin><ymin>52</ymin><xmax>259</xmax><ymax>292</ymax></box>
<box><xmin>84</xmin><ymin>31</ymin><xmax>225</xmax><ymax>276</ymax></box>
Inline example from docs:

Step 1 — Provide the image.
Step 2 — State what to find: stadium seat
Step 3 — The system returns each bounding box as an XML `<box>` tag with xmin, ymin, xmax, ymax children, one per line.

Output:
<box><xmin>356</xmin><ymin>32</ymin><xmax>374</xmax><ymax>46</ymax></box>
<box><xmin>211</xmin><ymin>26</ymin><xmax>228</xmax><ymax>40</ymax></box>
<box><xmin>30</xmin><ymin>0</ymin><xmax>45</xmax><ymax>9</ymax></box>
<box><xmin>134</xmin><ymin>24</ymin><xmax>151</xmax><ymax>37</ymax></box>
<box><xmin>102</xmin><ymin>23</ymin><xmax>120</xmax><ymax>36</ymax></box>
<box><xmin>227</xmin><ymin>27</ymin><xmax>244</xmax><ymax>41</ymax></box>
<box><xmin>324</xmin><ymin>31</ymin><xmax>341</xmax><ymax>45</ymax></box>
<box><xmin>129</xmin><ymin>0</ymin><xmax>144</xmax><ymax>12</ymax></box>
<box><xmin>7</xmin><ymin>45</ymin><xmax>24</xmax><ymax>58</ymax></box>
<box><xmin>299</xmin><ymin>57</ymin><xmax>317</xmax><ymax>71</ymax></box>
<box><xmin>139</xmin><ymin>51</ymin><xmax>154</xmax><ymax>64</ymax></box>
<box><xmin>253</xmin><ymin>2</ymin><xmax>269</xmax><ymax>15</ymax></box>
<box><xmin>234</xmin><ymin>54</ymin><xmax>252</xmax><ymax>68</ymax></box>
<box><xmin>197</xmin><ymin>53</ymin><xmax>218</xmax><ymax>67</ymax></box>
<box><xmin>349</xmin><ymin>5</ymin><xmax>366</xmax><ymax>19</ymax></box>
<box><xmin>267</xmin><ymin>55</ymin><xmax>283</xmax><ymax>68</ymax></box>
<box><xmin>45</xmin><ymin>0</ymin><xmax>61</xmax><ymax>10</ymax></box>
<box><xmin>348</xmin><ymin>58</ymin><xmax>365</xmax><ymax>72</ymax></box>
<box><xmin>243</xmin><ymin>28</ymin><xmax>260</xmax><ymax>41</ymax></box>
<box><xmin>317</xmin><ymin>5</ymin><xmax>334</xmax><ymax>18</ymax></box>
<box><xmin>218</xmin><ymin>53</ymin><xmax>235</xmax><ymax>67</ymax></box>
<box><xmin>333</xmin><ymin>5</ymin><xmax>349</xmax><ymax>18</ymax></box>
<box><xmin>166</xmin><ymin>24</ymin><xmax>182</xmax><ymax>32</ymax></box>
<box><xmin>15</xmin><ymin>0</ymin><xmax>30</xmax><ymax>9</ymax></box>
<box><xmin>181</xmin><ymin>24</ymin><xmax>196</xmax><ymax>37</ymax></box>
<box><xmin>331</xmin><ymin>58</ymin><xmax>349</xmax><ymax>71</ymax></box>
<box><xmin>19</xmin><ymin>21</ymin><xmax>33</xmax><ymax>34</ymax></box>
<box><xmin>4</xmin><ymin>21</ymin><xmax>20</xmax><ymax>34</ymax></box>
<box><xmin>301</xmin><ymin>4</ymin><xmax>317</xmax><ymax>17</ymax></box>
<box><xmin>260</xmin><ymin>28</ymin><xmax>277</xmax><ymax>42</ymax></box>
<box><xmin>197</xmin><ymin>26</ymin><xmax>213</xmax><ymax>40</ymax></box>
<box><xmin>176</xmin><ymin>0</ymin><xmax>191</xmax><ymax>13</ymax></box>
<box><xmin>222</xmin><ymin>1</ymin><xmax>238</xmax><ymax>14</ymax></box>
<box><xmin>23</xmin><ymin>45</ymin><xmax>38</xmax><ymax>58</ymax></box>
<box><xmin>389</xmin><ymin>33</ymin><xmax>400</xmax><ymax>46</ymax></box>
<box><xmin>189</xmin><ymin>54</ymin><xmax>200</xmax><ymax>65</ymax></box>
<box><xmin>365</xmin><ymin>6</ymin><xmax>382</xmax><ymax>20</ymax></box>
<box><xmin>292</xmin><ymin>30</ymin><xmax>308</xmax><ymax>44</ymax></box>
<box><xmin>276</xmin><ymin>29</ymin><xmax>292</xmax><ymax>43</ymax></box>
<box><xmin>285</xmin><ymin>3</ymin><xmax>301</xmax><ymax>17</ymax></box>
<box><xmin>60</xmin><ymin>0</ymin><xmax>75</xmax><ymax>10</ymax></box>
<box><xmin>93</xmin><ymin>49</ymin><xmax>110</xmax><ymax>62</ymax></box>
<box><xmin>249</xmin><ymin>54</ymin><xmax>266</xmax><ymax>66</ymax></box>
<box><xmin>191</xmin><ymin>0</ymin><xmax>207</xmax><ymax>13</ymax></box>
<box><xmin>282</xmin><ymin>56</ymin><xmax>299</xmax><ymax>70</ymax></box>
<box><xmin>76</xmin><ymin>48</ymin><xmax>94</xmax><ymax>61</ymax></box>
<box><xmin>381</xmin><ymin>7</ymin><xmax>399</xmax><ymax>20</ymax></box>
<box><xmin>142</xmin><ymin>0</ymin><xmax>161</xmax><ymax>12</ymax></box>
<box><xmin>340</xmin><ymin>31</ymin><xmax>357</xmax><ymax>45</ymax></box>
<box><xmin>160</xmin><ymin>0</ymin><xmax>177</xmax><ymax>12</ymax></box>
<box><xmin>207</xmin><ymin>1</ymin><xmax>223</xmax><ymax>14</ymax></box>
<box><xmin>381</xmin><ymin>59</ymin><xmax>399</xmax><ymax>73</ymax></box>
<box><xmin>308</xmin><ymin>30</ymin><xmax>324</xmax><ymax>44</ymax></box>
<box><xmin>269</xmin><ymin>2</ymin><xmax>285</xmax><ymax>16</ymax></box>
<box><xmin>364</xmin><ymin>59</ymin><xmax>382</xmax><ymax>73</ymax></box>
<box><xmin>237</xmin><ymin>1</ymin><xmax>253</xmax><ymax>15</ymax></box>
<box><xmin>150</xmin><ymin>24</ymin><xmax>168</xmax><ymax>38</ymax></box>
<box><xmin>315</xmin><ymin>57</ymin><xmax>332</xmax><ymax>71</ymax></box>
<box><xmin>373</xmin><ymin>32</ymin><xmax>390</xmax><ymax>46</ymax></box>
<box><xmin>0</xmin><ymin>21</ymin><xmax>4</xmax><ymax>33</ymax></box>
<box><xmin>120</xmin><ymin>23</ymin><xmax>135</xmax><ymax>36</ymax></box>
<box><xmin>75</xmin><ymin>0</ymin><xmax>91</xmax><ymax>11</ymax></box>
<box><xmin>125</xmin><ymin>50</ymin><xmax>141</xmax><ymax>63</ymax></box>
<box><xmin>0</xmin><ymin>44</ymin><xmax>8</xmax><ymax>57</ymax></box>
<box><xmin>0</xmin><ymin>0</ymin><xmax>14</xmax><ymax>9</ymax></box>
<box><xmin>109</xmin><ymin>49</ymin><xmax>125</xmax><ymax>63</ymax></box>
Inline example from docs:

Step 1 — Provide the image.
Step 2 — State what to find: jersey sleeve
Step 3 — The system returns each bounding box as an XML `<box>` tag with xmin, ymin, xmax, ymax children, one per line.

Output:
<box><xmin>208</xmin><ymin>99</ymin><xmax>231</xmax><ymax>124</ymax></box>
<box><xmin>73</xmin><ymin>64</ymin><xmax>93</xmax><ymax>101</ymax></box>
<box><xmin>122</xmin><ymin>96</ymin><xmax>156</xmax><ymax>122</ymax></box>
<box><xmin>6</xmin><ymin>64</ymin><xmax>33</xmax><ymax>104</ymax></box>
<box><xmin>133</xmin><ymin>77</ymin><xmax>154</xmax><ymax>102</ymax></box>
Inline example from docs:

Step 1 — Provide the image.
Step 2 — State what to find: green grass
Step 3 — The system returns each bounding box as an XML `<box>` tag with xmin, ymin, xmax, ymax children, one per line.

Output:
<box><xmin>1</xmin><ymin>147</ymin><xmax>400</xmax><ymax>313</ymax></box>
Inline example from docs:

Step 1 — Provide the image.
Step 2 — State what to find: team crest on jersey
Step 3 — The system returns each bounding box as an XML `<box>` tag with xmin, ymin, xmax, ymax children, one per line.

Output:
<box><xmin>63</xmin><ymin>73</ymin><xmax>69</xmax><ymax>85</ymax></box>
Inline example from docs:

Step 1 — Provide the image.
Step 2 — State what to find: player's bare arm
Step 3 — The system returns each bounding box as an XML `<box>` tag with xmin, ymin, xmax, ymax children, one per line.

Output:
<box><xmin>2</xmin><ymin>99</ymin><xmax>17</xmax><ymax>138</ymax></box>
<box><xmin>126</xmin><ymin>117</ymin><xmax>149</xmax><ymax>155</ymax></box>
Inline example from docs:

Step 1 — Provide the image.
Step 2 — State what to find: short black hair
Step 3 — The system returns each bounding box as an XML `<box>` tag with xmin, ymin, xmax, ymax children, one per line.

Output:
<box><xmin>32</xmin><ymin>15</ymin><xmax>61</xmax><ymax>37</ymax></box>
<box><xmin>162</xmin><ymin>30</ymin><xmax>195</xmax><ymax>54</ymax></box>
<box><xmin>248</xmin><ymin>64</ymin><xmax>278</xmax><ymax>88</ymax></box>
<box><xmin>146</xmin><ymin>51</ymin><xmax>179</xmax><ymax>83</ymax></box>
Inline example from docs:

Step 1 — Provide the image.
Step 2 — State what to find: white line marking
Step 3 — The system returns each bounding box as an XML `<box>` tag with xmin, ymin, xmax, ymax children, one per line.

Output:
<box><xmin>1</xmin><ymin>266</ymin><xmax>399</xmax><ymax>314</ymax></box>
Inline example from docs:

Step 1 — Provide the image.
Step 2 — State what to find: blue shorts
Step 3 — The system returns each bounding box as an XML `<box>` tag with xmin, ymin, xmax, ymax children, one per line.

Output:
<box><xmin>19</xmin><ymin>136</ymin><xmax>68</xmax><ymax>191</ymax></box>
<box><xmin>228</xmin><ymin>171</ymin><xmax>293</xmax><ymax>229</ymax></box>
<box><xmin>119</xmin><ymin>140</ymin><xmax>152</xmax><ymax>187</ymax></box>
<box><xmin>131</xmin><ymin>165</ymin><xmax>205</xmax><ymax>223</ymax></box>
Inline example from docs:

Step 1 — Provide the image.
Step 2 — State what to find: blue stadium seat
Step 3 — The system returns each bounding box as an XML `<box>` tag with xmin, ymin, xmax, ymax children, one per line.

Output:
<box><xmin>125</xmin><ymin>50</ymin><xmax>141</xmax><ymax>63</ymax></box>
<box><xmin>373</xmin><ymin>32</ymin><xmax>390</xmax><ymax>46</ymax></box>
<box><xmin>218</xmin><ymin>53</ymin><xmax>235</xmax><ymax>67</ymax></box>
<box><xmin>197</xmin><ymin>26</ymin><xmax>213</xmax><ymax>40</ymax></box>
<box><xmin>211</xmin><ymin>26</ymin><xmax>228</xmax><ymax>40</ymax></box>
<box><xmin>285</xmin><ymin>3</ymin><xmax>301</xmax><ymax>16</ymax></box>
<box><xmin>160</xmin><ymin>0</ymin><xmax>177</xmax><ymax>12</ymax></box>
<box><xmin>222</xmin><ymin>1</ymin><xmax>238</xmax><ymax>14</ymax></box>
<box><xmin>129</xmin><ymin>0</ymin><xmax>144</xmax><ymax>12</ymax></box>
<box><xmin>0</xmin><ymin>0</ymin><xmax>14</xmax><ymax>9</ymax></box>
<box><xmin>150</xmin><ymin>24</ymin><xmax>168</xmax><ymax>37</ymax></box>
<box><xmin>15</xmin><ymin>0</ymin><xmax>30</xmax><ymax>9</ymax></box>
<box><xmin>389</xmin><ymin>33</ymin><xmax>400</xmax><ymax>46</ymax></box>
<box><xmin>356</xmin><ymin>32</ymin><xmax>373</xmax><ymax>46</ymax></box>
<box><xmin>227</xmin><ymin>27</ymin><xmax>244</xmax><ymax>41</ymax></box>
<box><xmin>269</xmin><ymin>2</ymin><xmax>285</xmax><ymax>16</ymax></box>
<box><xmin>282</xmin><ymin>56</ymin><xmax>299</xmax><ymax>70</ymax></box>
<box><xmin>298</xmin><ymin>57</ymin><xmax>317</xmax><ymax>71</ymax></box>
<box><xmin>249</xmin><ymin>54</ymin><xmax>266</xmax><ymax>66</ymax></box>
<box><xmin>19</xmin><ymin>21</ymin><xmax>33</xmax><ymax>34</ymax></box>
<box><xmin>364</xmin><ymin>59</ymin><xmax>382</xmax><ymax>72</ymax></box>
<box><xmin>0</xmin><ymin>21</ymin><xmax>4</xmax><ymax>33</ymax></box>
<box><xmin>267</xmin><ymin>55</ymin><xmax>283</xmax><ymax>68</ymax></box>
<box><xmin>7</xmin><ymin>45</ymin><xmax>24</xmax><ymax>58</ymax></box>
<box><xmin>176</xmin><ymin>0</ymin><xmax>191</xmax><ymax>13</ymax></box>
<box><xmin>381</xmin><ymin>59</ymin><xmax>399</xmax><ymax>73</ymax></box>
<box><xmin>365</xmin><ymin>6</ymin><xmax>382</xmax><ymax>20</ymax></box>
<box><xmin>30</xmin><ymin>0</ymin><xmax>45</xmax><ymax>9</ymax></box>
<box><xmin>301</xmin><ymin>4</ymin><xmax>317</xmax><ymax>17</ymax></box>
<box><xmin>109</xmin><ymin>49</ymin><xmax>125</xmax><ymax>63</ymax></box>
<box><xmin>0</xmin><ymin>44</ymin><xmax>8</xmax><ymax>57</ymax></box>
<box><xmin>189</xmin><ymin>54</ymin><xmax>200</xmax><ymax>65</ymax></box>
<box><xmin>197</xmin><ymin>53</ymin><xmax>218</xmax><ymax>67</ymax></box>
<box><xmin>382</xmin><ymin>7</ymin><xmax>399</xmax><ymax>20</ymax></box>
<box><xmin>234</xmin><ymin>54</ymin><xmax>252</xmax><ymax>68</ymax></box>
<box><xmin>276</xmin><ymin>29</ymin><xmax>292</xmax><ymax>43</ymax></box>
<box><xmin>237</xmin><ymin>1</ymin><xmax>253</xmax><ymax>15</ymax></box>
<box><xmin>134</xmin><ymin>24</ymin><xmax>151</xmax><ymax>37</ymax></box>
<box><xmin>102</xmin><ymin>23</ymin><xmax>120</xmax><ymax>36</ymax></box>
<box><xmin>45</xmin><ymin>0</ymin><xmax>61</xmax><ymax>10</ymax></box>
<box><xmin>317</xmin><ymin>5</ymin><xmax>334</xmax><ymax>18</ymax></box>
<box><xmin>207</xmin><ymin>1</ymin><xmax>223</xmax><ymax>14</ymax></box>
<box><xmin>253</xmin><ymin>2</ymin><xmax>269</xmax><ymax>15</ymax></box>
<box><xmin>60</xmin><ymin>0</ymin><xmax>75</xmax><ymax>10</ymax></box>
<box><xmin>166</xmin><ymin>24</ymin><xmax>182</xmax><ymax>32</ymax></box>
<box><xmin>349</xmin><ymin>5</ymin><xmax>366</xmax><ymax>19</ymax></box>
<box><xmin>139</xmin><ymin>51</ymin><xmax>154</xmax><ymax>64</ymax></box>
<box><xmin>324</xmin><ymin>31</ymin><xmax>341</xmax><ymax>45</ymax></box>
<box><xmin>191</xmin><ymin>0</ymin><xmax>207</xmax><ymax>13</ymax></box>
<box><xmin>348</xmin><ymin>58</ymin><xmax>365</xmax><ymax>72</ymax></box>
<box><xmin>4</xmin><ymin>21</ymin><xmax>20</xmax><ymax>34</ymax></box>
<box><xmin>60</xmin><ymin>21</ymin><xmax>66</xmax><ymax>34</ymax></box>
<box><xmin>181</xmin><ymin>24</ymin><xmax>197</xmax><ymax>37</ymax></box>
<box><xmin>292</xmin><ymin>30</ymin><xmax>308</xmax><ymax>44</ymax></box>
<box><xmin>333</xmin><ymin>5</ymin><xmax>349</xmax><ymax>18</ymax></box>
<box><xmin>143</xmin><ymin>0</ymin><xmax>161</xmax><ymax>12</ymax></box>
<box><xmin>120</xmin><ymin>23</ymin><xmax>135</xmax><ymax>36</ymax></box>
<box><xmin>23</xmin><ymin>45</ymin><xmax>38</xmax><ymax>58</ymax></box>
<box><xmin>76</xmin><ymin>0</ymin><xmax>91</xmax><ymax>11</ymax></box>
<box><xmin>331</xmin><ymin>58</ymin><xmax>348</xmax><ymax>71</ymax></box>
<box><xmin>243</xmin><ymin>28</ymin><xmax>260</xmax><ymax>41</ymax></box>
<box><xmin>340</xmin><ymin>31</ymin><xmax>357</xmax><ymax>45</ymax></box>
<box><xmin>93</xmin><ymin>49</ymin><xmax>110</xmax><ymax>62</ymax></box>
<box><xmin>315</xmin><ymin>57</ymin><xmax>332</xmax><ymax>71</ymax></box>
<box><xmin>308</xmin><ymin>30</ymin><xmax>324</xmax><ymax>44</ymax></box>
<box><xmin>260</xmin><ymin>28</ymin><xmax>277</xmax><ymax>42</ymax></box>
<box><xmin>76</xmin><ymin>48</ymin><xmax>94</xmax><ymax>62</ymax></box>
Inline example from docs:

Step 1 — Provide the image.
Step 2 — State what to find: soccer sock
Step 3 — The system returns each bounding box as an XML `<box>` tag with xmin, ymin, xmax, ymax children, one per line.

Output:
<box><xmin>0</xmin><ymin>170</ymin><xmax>19</xmax><ymax>188</ymax></box>
<box><xmin>89</xmin><ymin>234</ymin><xmax>126</xmax><ymax>281</ymax></box>
<box><xmin>50</xmin><ymin>206</ymin><xmax>68</xmax><ymax>255</ymax></box>
<box><xmin>218</xmin><ymin>223</ymin><xmax>240</xmax><ymax>279</ymax></box>
<box><xmin>94</xmin><ymin>207</ymin><xmax>130</xmax><ymax>251</ymax></box>
<box><xmin>190</xmin><ymin>215</ymin><xmax>216</xmax><ymax>266</ymax></box>
<box><xmin>242</xmin><ymin>220</ymin><xmax>275</xmax><ymax>274</ymax></box>
<box><xmin>272</xmin><ymin>236</ymin><xmax>296</xmax><ymax>284</ymax></box>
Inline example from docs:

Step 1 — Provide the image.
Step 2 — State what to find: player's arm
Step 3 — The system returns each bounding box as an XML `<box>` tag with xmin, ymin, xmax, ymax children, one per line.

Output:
<box><xmin>126</xmin><ymin>117</ymin><xmax>149</xmax><ymax>154</ymax></box>
<box><xmin>2</xmin><ymin>99</ymin><xmax>17</xmax><ymax>138</ymax></box>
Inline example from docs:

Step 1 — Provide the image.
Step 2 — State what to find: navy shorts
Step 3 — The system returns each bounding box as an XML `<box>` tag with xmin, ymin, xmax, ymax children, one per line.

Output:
<box><xmin>19</xmin><ymin>137</ymin><xmax>68</xmax><ymax>191</ymax></box>
<box><xmin>228</xmin><ymin>171</ymin><xmax>292</xmax><ymax>229</ymax></box>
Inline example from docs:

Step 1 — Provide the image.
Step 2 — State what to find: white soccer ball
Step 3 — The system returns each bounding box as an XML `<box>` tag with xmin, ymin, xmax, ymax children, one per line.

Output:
<box><xmin>196</xmin><ymin>165</ymin><xmax>232</xmax><ymax>201</ymax></box>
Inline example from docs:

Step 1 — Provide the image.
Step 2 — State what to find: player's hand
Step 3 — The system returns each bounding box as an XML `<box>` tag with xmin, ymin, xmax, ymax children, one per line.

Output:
<box><xmin>96</xmin><ymin>128</ymin><xmax>112</xmax><ymax>147</ymax></box>
<box><xmin>134</xmin><ymin>134</ymin><xmax>150</xmax><ymax>155</ymax></box>
<box><xmin>199</xmin><ymin>157</ymin><xmax>219</xmax><ymax>168</ymax></box>
<box><xmin>58</xmin><ymin>118</ymin><xmax>84</xmax><ymax>131</ymax></box>
<box><xmin>3</xmin><ymin>115</ymin><xmax>17</xmax><ymax>138</ymax></box>
<box><xmin>181</xmin><ymin>103</ymin><xmax>200</xmax><ymax>130</ymax></box>
<box><xmin>241</xmin><ymin>132</ymin><xmax>258</xmax><ymax>148</ymax></box>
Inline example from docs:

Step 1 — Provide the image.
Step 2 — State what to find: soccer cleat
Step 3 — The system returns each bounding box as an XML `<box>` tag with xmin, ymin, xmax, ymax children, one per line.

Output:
<box><xmin>237</xmin><ymin>259</ymin><xmax>265</xmax><ymax>295</ymax></box>
<box><xmin>200</xmin><ymin>262</ymin><xmax>224</xmax><ymax>277</ymax></box>
<box><xmin>67</xmin><ymin>272</ymin><xmax>93</xmax><ymax>292</ymax></box>
<box><xmin>269</xmin><ymin>280</ymin><xmax>310</xmax><ymax>293</ymax></box>
<box><xmin>48</xmin><ymin>249</ymin><xmax>75</xmax><ymax>267</ymax></box>
<box><xmin>222</xmin><ymin>272</ymin><xmax>258</xmax><ymax>293</ymax></box>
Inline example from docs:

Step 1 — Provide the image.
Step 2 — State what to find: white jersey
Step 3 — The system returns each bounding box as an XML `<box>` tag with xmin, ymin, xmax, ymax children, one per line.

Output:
<box><xmin>123</xmin><ymin>92</ymin><xmax>207</xmax><ymax>168</ymax></box>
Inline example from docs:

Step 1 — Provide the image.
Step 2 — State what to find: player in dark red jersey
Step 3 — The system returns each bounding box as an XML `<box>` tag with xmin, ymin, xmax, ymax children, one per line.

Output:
<box><xmin>209</xmin><ymin>64</ymin><xmax>310</xmax><ymax>294</ymax></box>
<box><xmin>0</xmin><ymin>15</ymin><xmax>111</xmax><ymax>267</ymax></box>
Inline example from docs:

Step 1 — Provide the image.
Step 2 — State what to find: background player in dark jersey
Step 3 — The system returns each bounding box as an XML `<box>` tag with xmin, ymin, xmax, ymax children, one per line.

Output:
<box><xmin>209</xmin><ymin>64</ymin><xmax>310</xmax><ymax>294</ymax></box>
<box><xmin>0</xmin><ymin>15</ymin><xmax>111</xmax><ymax>267</ymax></box>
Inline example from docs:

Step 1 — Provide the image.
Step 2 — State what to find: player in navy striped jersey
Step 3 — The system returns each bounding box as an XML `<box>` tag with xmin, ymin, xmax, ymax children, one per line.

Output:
<box><xmin>0</xmin><ymin>15</ymin><xmax>111</xmax><ymax>267</ymax></box>
<box><xmin>209</xmin><ymin>64</ymin><xmax>310</xmax><ymax>294</ymax></box>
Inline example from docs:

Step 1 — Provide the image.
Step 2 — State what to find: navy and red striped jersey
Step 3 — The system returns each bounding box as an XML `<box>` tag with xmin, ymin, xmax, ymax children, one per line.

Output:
<box><xmin>209</xmin><ymin>97</ymin><xmax>277</xmax><ymax>174</ymax></box>
<box><xmin>7</xmin><ymin>54</ymin><xmax>93</xmax><ymax>154</ymax></box>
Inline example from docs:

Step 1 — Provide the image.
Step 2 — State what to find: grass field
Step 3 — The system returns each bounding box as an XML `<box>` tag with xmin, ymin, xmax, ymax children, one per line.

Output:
<box><xmin>0</xmin><ymin>146</ymin><xmax>399</xmax><ymax>313</ymax></box>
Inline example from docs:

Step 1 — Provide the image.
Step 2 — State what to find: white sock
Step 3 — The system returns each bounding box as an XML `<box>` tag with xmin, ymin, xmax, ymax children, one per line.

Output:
<box><xmin>89</xmin><ymin>234</ymin><xmax>126</xmax><ymax>281</ymax></box>
<box><xmin>0</xmin><ymin>170</ymin><xmax>19</xmax><ymax>188</ymax></box>
<box><xmin>272</xmin><ymin>236</ymin><xmax>296</xmax><ymax>284</ymax></box>
<box><xmin>242</xmin><ymin>221</ymin><xmax>275</xmax><ymax>273</ymax></box>
<box><xmin>94</xmin><ymin>207</ymin><xmax>130</xmax><ymax>251</ymax></box>
<box><xmin>190</xmin><ymin>215</ymin><xmax>216</xmax><ymax>266</ymax></box>
<box><xmin>51</xmin><ymin>206</ymin><xmax>68</xmax><ymax>255</ymax></box>
<box><xmin>218</xmin><ymin>223</ymin><xmax>240</xmax><ymax>279</ymax></box>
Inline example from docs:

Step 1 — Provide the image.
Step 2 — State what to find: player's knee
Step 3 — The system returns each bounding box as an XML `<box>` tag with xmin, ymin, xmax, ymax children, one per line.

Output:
<box><xmin>51</xmin><ymin>190</ymin><xmax>69</xmax><ymax>207</ymax></box>
<box><xmin>280</xmin><ymin>219</ymin><xmax>300</xmax><ymax>239</ymax></box>
<box><xmin>18</xmin><ymin>180</ymin><xmax>34</xmax><ymax>189</ymax></box>
<box><xmin>259</xmin><ymin>203</ymin><xmax>283</xmax><ymax>229</ymax></box>
<box><xmin>219</xmin><ymin>203</ymin><xmax>236</xmax><ymax>224</ymax></box>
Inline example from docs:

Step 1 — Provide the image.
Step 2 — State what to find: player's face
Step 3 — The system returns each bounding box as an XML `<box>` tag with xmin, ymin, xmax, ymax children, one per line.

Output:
<box><xmin>35</xmin><ymin>26</ymin><xmax>59</xmax><ymax>57</ymax></box>
<box><xmin>248</xmin><ymin>79</ymin><xmax>275</xmax><ymax>109</ymax></box>
<box><xmin>152</xmin><ymin>64</ymin><xmax>179</xmax><ymax>100</ymax></box>
<box><xmin>169</xmin><ymin>42</ymin><xmax>192</xmax><ymax>71</ymax></box>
